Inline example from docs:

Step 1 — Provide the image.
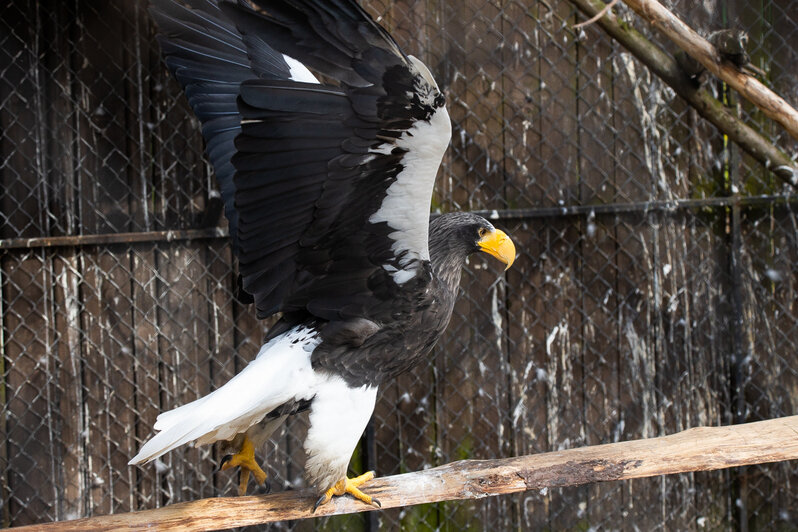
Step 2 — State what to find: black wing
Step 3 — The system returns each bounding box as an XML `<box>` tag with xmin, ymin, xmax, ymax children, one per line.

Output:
<box><xmin>153</xmin><ymin>0</ymin><xmax>452</xmax><ymax>323</ymax></box>
<box><xmin>221</xmin><ymin>0</ymin><xmax>452</xmax><ymax>321</ymax></box>
<box><xmin>149</xmin><ymin>0</ymin><xmax>318</xmax><ymax>251</ymax></box>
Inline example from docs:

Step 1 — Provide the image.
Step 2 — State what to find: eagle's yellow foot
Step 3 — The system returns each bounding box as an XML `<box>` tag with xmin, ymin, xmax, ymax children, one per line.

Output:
<box><xmin>220</xmin><ymin>435</ymin><xmax>268</xmax><ymax>496</ymax></box>
<box><xmin>312</xmin><ymin>471</ymin><xmax>381</xmax><ymax>512</ymax></box>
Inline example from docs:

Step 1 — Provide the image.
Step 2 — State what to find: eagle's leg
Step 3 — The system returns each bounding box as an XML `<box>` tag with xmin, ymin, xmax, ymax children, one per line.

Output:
<box><xmin>220</xmin><ymin>435</ymin><xmax>268</xmax><ymax>496</ymax></box>
<box><xmin>313</xmin><ymin>471</ymin><xmax>380</xmax><ymax>511</ymax></box>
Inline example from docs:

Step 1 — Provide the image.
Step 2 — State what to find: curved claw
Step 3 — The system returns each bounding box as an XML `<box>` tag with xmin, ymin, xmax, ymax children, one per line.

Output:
<box><xmin>218</xmin><ymin>454</ymin><xmax>232</xmax><ymax>471</ymax></box>
<box><xmin>257</xmin><ymin>479</ymin><xmax>272</xmax><ymax>495</ymax></box>
<box><xmin>312</xmin><ymin>494</ymin><xmax>328</xmax><ymax>514</ymax></box>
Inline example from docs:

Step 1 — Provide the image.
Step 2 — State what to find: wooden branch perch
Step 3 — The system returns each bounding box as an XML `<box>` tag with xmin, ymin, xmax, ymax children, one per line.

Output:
<box><xmin>621</xmin><ymin>0</ymin><xmax>798</xmax><ymax>142</ymax></box>
<box><xmin>568</xmin><ymin>0</ymin><xmax>798</xmax><ymax>188</ymax></box>
<box><xmin>14</xmin><ymin>416</ymin><xmax>798</xmax><ymax>532</ymax></box>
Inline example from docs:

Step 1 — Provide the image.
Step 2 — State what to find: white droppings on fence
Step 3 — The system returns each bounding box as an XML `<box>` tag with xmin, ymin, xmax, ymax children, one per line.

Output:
<box><xmin>545</xmin><ymin>324</ymin><xmax>560</xmax><ymax>356</ymax></box>
<box><xmin>490</xmin><ymin>283</ymin><xmax>504</xmax><ymax>356</ymax></box>
<box><xmin>624</xmin><ymin>319</ymin><xmax>656</xmax><ymax>438</ymax></box>
<box><xmin>765</xmin><ymin>268</ymin><xmax>783</xmax><ymax>282</ymax></box>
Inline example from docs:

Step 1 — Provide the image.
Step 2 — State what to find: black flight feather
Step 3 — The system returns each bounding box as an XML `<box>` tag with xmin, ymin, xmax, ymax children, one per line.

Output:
<box><xmin>149</xmin><ymin>0</ymin><xmax>300</xmax><ymax>253</ymax></box>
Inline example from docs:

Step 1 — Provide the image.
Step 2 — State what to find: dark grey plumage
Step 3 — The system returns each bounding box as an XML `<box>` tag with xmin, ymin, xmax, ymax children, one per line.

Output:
<box><xmin>308</xmin><ymin>212</ymin><xmax>504</xmax><ymax>387</ymax></box>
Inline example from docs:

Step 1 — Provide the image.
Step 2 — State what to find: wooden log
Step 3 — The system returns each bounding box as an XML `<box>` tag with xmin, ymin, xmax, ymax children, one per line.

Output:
<box><xmin>13</xmin><ymin>416</ymin><xmax>798</xmax><ymax>531</ymax></box>
<box><xmin>566</xmin><ymin>0</ymin><xmax>798</xmax><ymax>188</ymax></box>
<box><xmin>620</xmin><ymin>0</ymin><xmax>798</xmax><ymax>142</ymax></box>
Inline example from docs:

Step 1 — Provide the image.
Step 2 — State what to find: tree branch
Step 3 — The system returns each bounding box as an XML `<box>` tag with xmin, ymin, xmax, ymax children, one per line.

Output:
<box><xmin>621</xmin><ymin>0</ymin><xmax>798</xmax><ymax>142</ymax></box>
<box><xmin>13</xmin><ymin>416</ymin><xmax>798</xmax><ymax>531</ymax></box>
<box><xmin>574</xmin><ymin>0</ymin><xmax>619</xmax><ymax>29</ymax></box>
<box><xmin>568</xmin><ymin>0</ymin><xmax>798</xmax><ymax>188</ymax></box>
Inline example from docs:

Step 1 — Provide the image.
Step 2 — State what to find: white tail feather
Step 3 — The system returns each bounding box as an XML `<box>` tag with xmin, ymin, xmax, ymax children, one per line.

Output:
<box><xmin>129</xmin><ymin>327</ymin><xmax>320</xmax><ymax>465</ymax></box>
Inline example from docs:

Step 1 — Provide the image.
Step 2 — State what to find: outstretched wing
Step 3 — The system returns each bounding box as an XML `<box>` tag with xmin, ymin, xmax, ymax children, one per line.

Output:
<box><xmin>154</xmin><ymin>0</ymin><xmax>452</xmax><ymax>321</ymax></box>
<box><xmin>223</xmin><ymin>0</ymin><xmax>452</xmax><ymax>320</ymax></box>
<box><xmin>149</xmin><ymin>0</ymin><xmax>318</xmax><ymax>251</ymax></box>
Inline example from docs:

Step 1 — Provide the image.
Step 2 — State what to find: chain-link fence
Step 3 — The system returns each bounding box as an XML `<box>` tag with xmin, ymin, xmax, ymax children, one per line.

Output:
<box><xmin>1</xmin><ymin>0</ymin><xmax>797</xmax><ymax>530</ymax></box>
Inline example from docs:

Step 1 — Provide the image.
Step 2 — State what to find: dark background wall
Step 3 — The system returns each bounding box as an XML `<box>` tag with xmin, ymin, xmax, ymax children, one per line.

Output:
<box><xmin>1</xmin><ymin>0</ymin><xmax>796</xmax><ymax>529</ymax></box>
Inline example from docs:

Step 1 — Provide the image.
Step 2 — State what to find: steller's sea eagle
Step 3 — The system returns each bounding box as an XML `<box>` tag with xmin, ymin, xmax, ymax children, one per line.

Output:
<box><xmin>130</xmin><ymin>0</ymin><xmax>516</xmax><ymax>510</ymax></box>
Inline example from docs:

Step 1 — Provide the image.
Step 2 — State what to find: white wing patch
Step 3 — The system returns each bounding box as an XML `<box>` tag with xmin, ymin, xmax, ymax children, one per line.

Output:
<box><xmin>240</xmin><ymin>55</ymin><xmax>319</xmax><ymax>126</ymax></box>
<box><xmin>284</xmin><ymin>54</ymin><xmax>319</xmax><ymax>84</ymax></box>
<box><xmin>369</xmin><ymin>83</ymin><xmax>452</xmax><ymax>283</ymax></box>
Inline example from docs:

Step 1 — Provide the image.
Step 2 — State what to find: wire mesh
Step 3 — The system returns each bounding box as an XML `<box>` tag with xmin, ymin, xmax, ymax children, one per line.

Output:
<box><xmin>1</xmin><ymin>0</ymin><xmax>797</xmax><ymax>530</ymax></box>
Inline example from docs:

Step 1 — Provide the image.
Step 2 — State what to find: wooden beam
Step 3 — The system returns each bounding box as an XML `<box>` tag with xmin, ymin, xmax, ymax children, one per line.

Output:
<box><xmin>13</xmin><ymin>416</ymin><xmax>798</xmax><ymax>531</ymax></box>
<box><xmin>0</xmin><ymin>227</ymin><xmax>228</xmax><ymax>250</ymax></box>
<box><xmin>621</xmin><ymin>0</ymin><xmax>798</xmax><ymax>141</ymax></box>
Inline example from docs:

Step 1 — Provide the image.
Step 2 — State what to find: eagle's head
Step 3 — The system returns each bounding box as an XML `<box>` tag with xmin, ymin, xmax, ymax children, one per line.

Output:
<box><xmin>429</xmin><ymin>212</ymin><xmax>515</xmax><ymax>288</ymax></box>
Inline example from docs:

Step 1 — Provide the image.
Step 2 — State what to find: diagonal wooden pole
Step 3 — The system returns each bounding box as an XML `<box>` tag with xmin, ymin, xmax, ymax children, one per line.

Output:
<box><xmin>568</xmin><ymin>0</ymin><xmax>798</xmax><ymax>187</ymax></box>
<box><xmin>621</xmin><ymin>0</ymin><xmax>798</xmax><ymax>141</ymax></box>
<box><xmin>12</xmin><ymin>416</ymin><xmax>798</xmax><ymax>532</ymax></box>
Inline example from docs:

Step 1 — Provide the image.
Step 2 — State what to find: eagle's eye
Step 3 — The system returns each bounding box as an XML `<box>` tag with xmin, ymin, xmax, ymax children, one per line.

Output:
<box><xmin>478</xmin><ymin>227</ymin><xmax>488</xmax><ymax>238</ymax></box>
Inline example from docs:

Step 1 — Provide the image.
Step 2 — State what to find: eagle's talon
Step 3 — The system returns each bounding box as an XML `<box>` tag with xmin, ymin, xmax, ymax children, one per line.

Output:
<box><xmin>237</xmin><ymin>468</ymin><xmax>251</xmax><ymax>496</ymax></box>
<box><xmin>345</xmin><ymin>485</ymin><xmax>375</xmax><ymax>507</ymax></box>
<box><xmin>313</xmin><ymin>471</ymin><xmax>379</xmax><ymax>510</ymax></box>
<box><xmin>350</xmin><ymin>471</ymin><xmax>375</xmax><ymax>486</ymax></box>
<box><xmin>219</xmin><ymin>435</ymin><xmax>268</xmax><ymax>495</ymax></box>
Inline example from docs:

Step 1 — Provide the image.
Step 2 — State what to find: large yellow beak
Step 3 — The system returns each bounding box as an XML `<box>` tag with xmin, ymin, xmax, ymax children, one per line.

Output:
<box><xmin>478</xmin><ymin>228</ymin><xmax>516</xmax><ymax>270</ymax></box>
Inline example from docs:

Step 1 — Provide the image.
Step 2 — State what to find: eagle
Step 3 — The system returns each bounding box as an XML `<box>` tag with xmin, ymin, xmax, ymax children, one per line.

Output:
<box><xmin>130</xmin><ymin>0</ymin><xmax>516</xmax><ymax>510</ymax></box>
